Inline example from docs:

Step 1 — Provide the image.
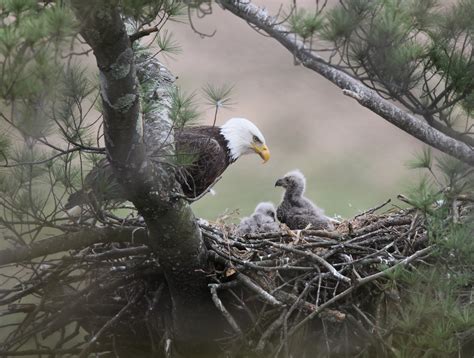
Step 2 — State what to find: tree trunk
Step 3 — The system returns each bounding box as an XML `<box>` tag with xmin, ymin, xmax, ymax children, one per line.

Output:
<box><xmin>70</xmin><ymin>1</ymin><xmax>226</xmax><ymax>353</ymax></box>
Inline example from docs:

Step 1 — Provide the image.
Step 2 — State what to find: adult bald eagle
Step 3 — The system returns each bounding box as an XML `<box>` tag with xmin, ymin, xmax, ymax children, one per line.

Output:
<box><xmin>65</xmin><ymin>117</ymin><xmax>269</xmax><ymax>209</ymax></box>
<box><xmin>175</xmin><ymin>117</ymin><xmax>269</xmax><ymax>198</ymax></box>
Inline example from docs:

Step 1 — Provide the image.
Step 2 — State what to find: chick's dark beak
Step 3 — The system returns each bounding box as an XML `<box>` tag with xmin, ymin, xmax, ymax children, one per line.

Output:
<box><xmin>275</xmin><ymin>178</ymin><xmax>285</xmax><ymax>187</ymax></box>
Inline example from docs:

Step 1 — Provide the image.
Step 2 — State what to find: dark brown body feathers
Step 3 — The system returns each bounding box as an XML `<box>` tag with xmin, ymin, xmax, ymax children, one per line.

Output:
<box><xmin>174</xmin><ymin>126</ymin><xmax>232</xmax><ymax>198</ymax></box>
<box><xmin>65</xmin><ymin>126</ymin><xmax>232</xmax><ymax>208</ymax></box>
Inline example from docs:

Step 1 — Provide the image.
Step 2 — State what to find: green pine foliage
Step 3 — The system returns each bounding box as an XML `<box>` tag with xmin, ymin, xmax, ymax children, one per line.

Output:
<box><xmin>169</xmin><ymin>86</ymin><xmax>200</xmax><ymax>127</ymax></box>
<box><xmin>0</xmin><ymin>1</ymin><xmax>98</xmax><ymax>232</ymax></box>
<box><xmin>0</xmin><ymin>2</ymin><xmax>77</xmax><ymax>100</ymax></box>
<box><xmin>291</xmin><ymin>0</ymin><xmax>473</xmax><ymax>123</ymax></box>
<box><xmin>288</xmin><ymin>8</ymin><xmax>323</xmax><ymax>42</ymax></box>
<box><xmin>155</xmin><ymin>29</ymin><xmax>182</xmax><ymax>59</ymax></box>
<box><xmin>202</xmin><ymin>83</ymin><xmax>235</xmax><ymax>110</ymax></box>
<box><xmin>407</xmin><ymin>147</ymin><xmax>433</xmax><ymax>170</ymax></box>
<box><xmin>380</xmin><ymin>153</ymin><xmax>474</xmax><ymax>357</ymax></box>
<box><xmin>122</xmin><ymin>0</ymin><xmax>185</xmax><ymax>25</ymax></box>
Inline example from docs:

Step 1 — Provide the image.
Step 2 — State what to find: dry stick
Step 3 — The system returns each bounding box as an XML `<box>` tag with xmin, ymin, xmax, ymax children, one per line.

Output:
<box><xmin>78</xmin><ymin>287</ymin><xmax>144</xmax><ymax>358</ymax></box>
<box><xmin>236</xmin><ymin>273</ymin><xmax>283</xmax><ymax>307</ymax></box>
<box><xmin>256</xmin><ymin>309</ymin><xmax>288</xmax><ymax>352</ymax></box>
<box><xmin>81</xmin><ymin>246</ymin><xmax>150</xmax><ymax>260</ymax></box>
<box><xmin>42</xmin><ymin>272</ymin><xmax>141</xmax><ymax>339</ymax></box>
<box><xmin>274</xmin><ymin>291</ymin><xmax>345</xmax><ymax>322</ymax></box>
<box><xmin>208</xmin><ymin>247</ymin><xmax>314</xmax><ymax>272</ymax></box>
<box><xmin>209</xmin><ymin>284</ymin><xmax>242</xmax><ymax>335</ymax></box>
<box><xmin>292</xmin><ymin>229</ymin><xmax>341</xmax><ymax>240</ymax></box>
<box><xmin>354</xmin><ymin>199</ymin><xmax>392</xmax><ymax>219</ymax></box>
<box><xmin>351</xmin><ymin>216</ymin><xmax>412</xmax><ymax>237</ymax></box>
<box><xmin>286</xmin><ymin>276</ymin><xmax>320</xmax><ymax>318</ymax></box>
<box><xmin>332</xmin><ymin>241</ymin><xmax>395</xmax><ymax>268</ymax></box>
<box><xmin>0</xmin><ymin>348</ymin><xmax>92</xmax><ymax>356</ymax></box>
<box><xmin>275</xmin><ymin>276</ymin><xmax>322</xmax><ymax>356</ymax></box>
<box><xmin>268</xmin><ymin>242</ymin><xmax>352</xmax><ymax>283</ymax></box>
<box><xmin>0</xmin><ymin>226</ymin><xmax>148</xmax><ymax>266</ymax></box>
<box><xmin>288</xmin><ymin>246</ymin><xmax>433</xmax><ymax>337</ymax></box>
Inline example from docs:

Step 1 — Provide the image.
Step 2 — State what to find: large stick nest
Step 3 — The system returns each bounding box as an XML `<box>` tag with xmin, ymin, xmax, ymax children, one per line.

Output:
<box><xmin>0</xmin><ymin>200</ymin><xmax>445</xmax><ymax>357</ymax></box>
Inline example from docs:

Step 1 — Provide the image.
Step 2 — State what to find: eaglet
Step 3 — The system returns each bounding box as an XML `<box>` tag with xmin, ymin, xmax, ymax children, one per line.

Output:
<box><xmin>275</xmin><ymin>170</ymin><xmax>333</xmax><ymax>230</ymax></box>
<box><xmin>236</xmin><ymin>202</ymin><xmax>280</xmax><ymax>236</ymax></box>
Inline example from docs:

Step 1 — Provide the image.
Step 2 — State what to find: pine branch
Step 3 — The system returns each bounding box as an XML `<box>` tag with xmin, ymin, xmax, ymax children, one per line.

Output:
<box><xmin>218</xmin><ymin>0</ymin><xmax>474</xmax><ymax>166</ymax></box>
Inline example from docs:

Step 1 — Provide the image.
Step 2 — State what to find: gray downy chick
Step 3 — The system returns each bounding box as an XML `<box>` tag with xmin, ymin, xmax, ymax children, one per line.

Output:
<box><xmin>236</xmin><ymin>202</ymin><xmax>280</xmax><ymax>236</ymax></box>
<box><xmin>275</xmin><ymin>170</ymin><xmax>333</xmax><ymax>230</ymax></box>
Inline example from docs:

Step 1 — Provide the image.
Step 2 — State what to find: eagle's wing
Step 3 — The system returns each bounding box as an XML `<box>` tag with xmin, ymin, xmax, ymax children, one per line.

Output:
<box><xmin>175</xmin><ymin>128</ymin><xmax>229</xmax><ymax>198</ymax></box>
<box><xmin>66</xmin><ymin>126</ymin><xmax>228</xmax><ymax>208</ymax></box>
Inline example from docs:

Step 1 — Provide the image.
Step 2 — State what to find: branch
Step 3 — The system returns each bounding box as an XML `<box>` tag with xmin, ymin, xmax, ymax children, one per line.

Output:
<box><xmin>218</xmin><ymin>0</ymin><xmax>474</xmax><ymax>166</ymax></box>
<box><xmin>267</xmin><ymin>241</ymin><xmax>352</xmax><ymax>283</ymax></box>
<box><xmin>289</xmin><ymin>245</ymin><xmax>433</xmax><ymax>336</ymax></box>
<box><xmin>236</xmin><ymin>273</ymin><xmax>284</xmax><ymax>307</ymax></box>
<box><xmin>0</xmin><ymin>227</ymin><xmax>148</xmax><ymax>266</ymax></box>
<box><xmin>78</xmin><ymin>287</ymin><xmax>144</xmax><ymax>358</ymax></box>
<box><xmin>129</xmin><ymin>26</ymin><xmax>160</xmax><ymax>43</ymax></box>
<box><xmin>209</xmin><ymin>284</ymin><xmax>242</xmax><ymax>335</ymax></box>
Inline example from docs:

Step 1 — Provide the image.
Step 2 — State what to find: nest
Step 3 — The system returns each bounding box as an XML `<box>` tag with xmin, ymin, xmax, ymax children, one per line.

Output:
<box><xmin>0</xmin><ymin>203</ymin><xmax>434</xmax><ymax>357</ymax></box>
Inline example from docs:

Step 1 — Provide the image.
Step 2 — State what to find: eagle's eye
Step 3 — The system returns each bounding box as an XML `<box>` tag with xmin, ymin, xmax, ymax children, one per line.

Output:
<box><xmin>253</xmin><ymin>135</ymin><xmax>262</xmax><ymax>144</ymax></box>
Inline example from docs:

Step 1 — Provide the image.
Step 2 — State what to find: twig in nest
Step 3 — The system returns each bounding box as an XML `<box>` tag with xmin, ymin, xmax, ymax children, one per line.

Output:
<box><xmin>236</xmin><ymin>273</ymin><xmax>283</xmax><ymax>307</ymax></box>
<box><xmin>209</xmin><ymin>284</ymin><xmax>242</xmax><ymax>335</ymax></box>
<box><xmin>298</xmin><ymin>229</ymin><xmax>341</xmax><ymax>239</ymax></box>
<box><xmin>78</xmin><ymin>286</ymin><xmax>144</xmax><ymax>358</ymax></box>
<box><xmin>268</xmin><ymin>242</ymin><xmax>352</xmax><ymax>283</ymax></box>
<box><xmin>289</xmin><ymin>246</ymin><xmax>433</xmax><ymax>337</ymax></box>
<box><xmin>274</xmin><ymin>290</ymin><xmax>346</xmax><ymax>323</ymax></box>
<box><xmin>354</xmin><ymin>198</ymin><xmax>391</xmax><ymax>219</ymax></box>
<box><xmin>256</xmin><ymin>309</ymin><xmax>287</xmax><ymax>352</ymax></box>
<box><xmin>397</xmin><ymin>194</ymin><xmax>415</xmax><ymax>206</ymax></box>
<box><xmin>81</xmin><ymin>246</ymin><xmax>150</xmax><ymax>260</ymax></box>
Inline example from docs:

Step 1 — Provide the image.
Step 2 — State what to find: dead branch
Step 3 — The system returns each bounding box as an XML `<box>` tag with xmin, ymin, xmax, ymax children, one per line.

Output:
<box><xmin>0</xmin><ymin>227</ymin><xmax>148</xmax><ymax>266</ymax></box>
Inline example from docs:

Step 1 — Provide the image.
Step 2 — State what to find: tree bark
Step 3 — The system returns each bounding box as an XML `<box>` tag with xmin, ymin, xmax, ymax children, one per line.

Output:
<box><xmin>70</xmin><ymin>1</ymin><xmax>225</xmax><ymax>353</ymax></box>
<box><xmin>218</xmin><ymin>0</ymin><xmax>474</xmax><ymax>166</ymax></box>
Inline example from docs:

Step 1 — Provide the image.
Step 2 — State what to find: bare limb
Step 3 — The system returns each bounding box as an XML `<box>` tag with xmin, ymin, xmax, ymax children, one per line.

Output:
<box><xmin>236</xmin><ymin>273</ymin><xmax>284</xmax><ymax>307</ymax></box>
<box><xmin>218</xmin><ymin>0</ymin><xmax>474</xmax><ymax>166</ymax></box>
<box><xmin>0</xmin><ymin>227</ymin><xmax>148</xmax><ymax>266</ymax></box>
<box><xmin>209</xmin><ymin>284</ymin><xmax>242</xmax><ymax>335</ymax></box>
<box><xmin>78</xmin><ymin>286</ymin><xmax>144</xmax><ymax>358</ymax></box>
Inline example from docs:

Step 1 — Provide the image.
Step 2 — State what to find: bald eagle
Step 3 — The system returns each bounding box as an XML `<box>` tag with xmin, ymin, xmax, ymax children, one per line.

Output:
<box><xmin>65</xmin><ymin>117</ymin><xmax>269</xmax><ymax>209</ymax></box>
<box><xmin>175</xmin><ymin>117</ymin><xmax>269</xmax><ymax>198</ymax></box>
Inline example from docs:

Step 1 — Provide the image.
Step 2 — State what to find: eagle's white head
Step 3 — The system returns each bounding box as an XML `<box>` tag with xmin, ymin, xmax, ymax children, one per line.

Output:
<box><xmin>220</xmin><ymin>117</ymin><xmax>270</xmax><ymax>162</ymax></box>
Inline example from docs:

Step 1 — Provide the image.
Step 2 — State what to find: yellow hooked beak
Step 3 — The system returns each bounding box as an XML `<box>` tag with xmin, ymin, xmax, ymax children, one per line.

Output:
<box><xmin>253</xmin><ymin>143</ymin><xmax>270</xmax><ymax>163</ymax></box>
